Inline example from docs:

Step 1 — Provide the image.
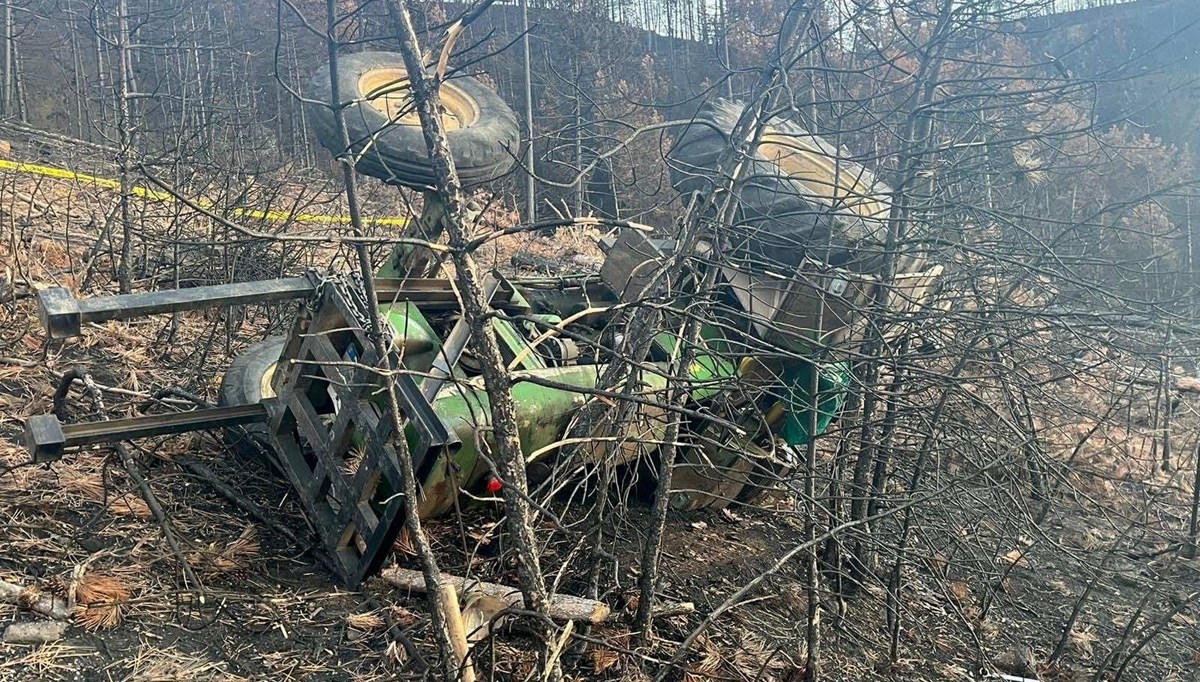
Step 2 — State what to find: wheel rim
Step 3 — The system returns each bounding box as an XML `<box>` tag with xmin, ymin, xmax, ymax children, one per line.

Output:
<box><xmin>758</xmin><ymin>130</ymin><xmax>889</xmax><ymax>222</ymax></box>
<box><xmin>358</xmin><ymin>67</ymin><xmax>479</xmax><ymax>131</ymax></box>
<box><xmin>259</xmin><ymin>363</ymin><xmax>278</xmax><ymax>400</ymax></box>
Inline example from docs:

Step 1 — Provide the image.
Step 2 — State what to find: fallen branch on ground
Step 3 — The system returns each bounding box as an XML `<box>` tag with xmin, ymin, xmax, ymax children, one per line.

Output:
<box><xmin>0</xmin><ymin>580</ymin><xmax>70</xmax><ymax>620</ymax></box>
<box><xmin>1175</xmin><ymin>376</ymin><xmax>1200</xmax><ymax>393</ymax></box>
<box><xmin>380</xmin><ymin>568</ymin><xmax>611</xmax><ymax>624</ymax></box>
<box><xmin>53</xmin><ymin>369</ymin><xmax>205</xmax><ymax>595</ymax></box>
<box><xmin>652</xmin><ymin>601</ymin><xmax>695</xmax><ymax>619</ymax></box>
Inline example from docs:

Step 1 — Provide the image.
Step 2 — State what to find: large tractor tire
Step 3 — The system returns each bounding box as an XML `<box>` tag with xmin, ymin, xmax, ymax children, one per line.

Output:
<box><xmin>307</xmin><ymin>51</ymin><xmax>520</xmax><ymax>189</ymax></box>
<box><xmin>669</xmin><ymin>99</ymin><xmax>893</xmax><ymax>273</ymax></box>
<box><xmin>218</xmin><ymin>336</ymin><xmax>286</xmax><ymax>463</ymax></box>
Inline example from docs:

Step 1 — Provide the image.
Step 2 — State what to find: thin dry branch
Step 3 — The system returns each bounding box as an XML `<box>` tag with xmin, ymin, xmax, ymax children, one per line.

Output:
<box><xmin>380</xmin><ymin>567</ymin><xmax>611</xmax><ymax>624</ymax></box>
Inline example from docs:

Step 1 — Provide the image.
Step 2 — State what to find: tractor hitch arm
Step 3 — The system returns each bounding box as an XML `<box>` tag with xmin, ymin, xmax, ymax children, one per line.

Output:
<box><xmin>37</xmin><ymin>274</ymin><xmax>516</xmax><ymax>339</ymax></box>
<box><xmin>38</xmin><ymin>277</ymin><xmax>318</xmax><ymax>339</ymax></box>
<box><xmin>25</xmin><ymin>403</ymin><xmax>270</xmax><ymax>462</ymax></box>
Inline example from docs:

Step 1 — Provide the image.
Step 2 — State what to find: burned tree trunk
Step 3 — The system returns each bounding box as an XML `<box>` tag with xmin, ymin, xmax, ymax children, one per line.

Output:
<box><xmin>384</xmin><ymin>0</ymin><xmax>561</xmax><ymax>676</ymax></box>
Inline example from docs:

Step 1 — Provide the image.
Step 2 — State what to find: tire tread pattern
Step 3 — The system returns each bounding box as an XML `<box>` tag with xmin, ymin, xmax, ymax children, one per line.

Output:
<box><xmin>307</xmin><ymin>52</ymin><xmax>520</xmax><ymax>188</ymax></box>
<box><xmin>668</xmin><ymin>99</ymin><xmax>895</xmax><ymax>272</ymax></box>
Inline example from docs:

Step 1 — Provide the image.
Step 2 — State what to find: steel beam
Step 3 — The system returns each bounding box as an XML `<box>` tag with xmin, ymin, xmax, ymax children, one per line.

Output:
<box><xmin>25</xmin><ymin>404</ymin><xmax>269</xmax><ymax>462</ymax></box>
<box><xmin>39</xmin><ymin>276</ymin><xmax>522</xmax><ymax>339</ymax></box>
<box><xmin>39</xmin><ymin>277</ymin><xmax>317</xmax><ymax>339</ymax></box>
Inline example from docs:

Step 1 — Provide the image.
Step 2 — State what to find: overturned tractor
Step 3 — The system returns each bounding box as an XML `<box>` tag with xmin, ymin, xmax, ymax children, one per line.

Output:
<box><xmin>23</xmin><ymin>53</ymin><xmax>939</xmax><ymax>587</ymax></box>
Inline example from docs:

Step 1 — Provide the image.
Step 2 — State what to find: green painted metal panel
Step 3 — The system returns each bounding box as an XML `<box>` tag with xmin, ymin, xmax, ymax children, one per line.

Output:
<box><xmin>780</xmin><ymin>360</ymin><xmax>851</xmax><ymax>446</ymax></box>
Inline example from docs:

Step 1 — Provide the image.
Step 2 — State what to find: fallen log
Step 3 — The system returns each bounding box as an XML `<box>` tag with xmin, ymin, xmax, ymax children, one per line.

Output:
<box><xmin>3</xmin><ymin>620</ymin><xmax>68</xmax><ymax>644</ymax></box>
<box><xmin>1176</xmin><ymin>376</ymin><xmax>1200</xmax><ymax>394</ymax></box>
<box><xmin>0</xmin><ymin>580</ymin><xmax>70</xmax><ymax>620</ymax></box>
<box><xmin>380</xmin><ymin>567</ymin><xmax>611</xmax><ymax>624</ymax></box>
<box><xmin>652</xmin><ymin>601</ymin><xmax>696</xmax><ymax>619</ymax></box>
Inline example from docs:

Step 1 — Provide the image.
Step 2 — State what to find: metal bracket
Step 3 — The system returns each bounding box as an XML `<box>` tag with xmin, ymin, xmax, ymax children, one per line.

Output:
<box><xmin>37</xmin><ymin>288</ymin><xmax>82</xmax><ymax>340</ymax></box>
<box><xmin>25</xmin><ymin>414</ymin><xmax>66</xmax><ymax>463</ymax></box>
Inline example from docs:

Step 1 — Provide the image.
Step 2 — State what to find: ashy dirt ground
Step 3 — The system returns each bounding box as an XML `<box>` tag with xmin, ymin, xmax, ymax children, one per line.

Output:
<box><xmin>4</xmin><ymin>158</ymin><xmax>1200</xmax><ymax>682</ymax></box>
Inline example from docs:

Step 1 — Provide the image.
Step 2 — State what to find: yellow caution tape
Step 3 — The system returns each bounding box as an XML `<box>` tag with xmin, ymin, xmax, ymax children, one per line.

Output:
<box><xmin>0</xmin><ymin>158</ymin><xmax>410</xmax><ymax>227</ymax></box>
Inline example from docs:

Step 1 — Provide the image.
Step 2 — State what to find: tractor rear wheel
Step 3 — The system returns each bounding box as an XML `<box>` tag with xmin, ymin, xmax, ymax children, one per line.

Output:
<box><xmin>307</xmin><ymin>51</ymin><xmax>520</xmax><ymax>189</ymax></box>
<box><xmin>669</xmin><ymin>99</ymin><xmax>893</xmax><ymax>273</ymax></box>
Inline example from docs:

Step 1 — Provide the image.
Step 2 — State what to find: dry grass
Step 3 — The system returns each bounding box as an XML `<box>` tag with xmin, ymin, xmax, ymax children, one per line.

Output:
<box><xmin>0</xmin><ymin>642</ymin><xmax>97</xmax><ymax>680</ymax></box>
<box><xmin>486</xmin><ymin>223</ymin><xmax>605</xmax><ymax>274</ymax></box>
<box><xmin>346</xmin><ymin>611</ymin><xmax>385</xmax><ymax>632</ymax></box>
<box><xmin>106</xmin><ymin>494</ymin><xmax>153</xmax><ymax>520</ymax></box>
<box><xmin>187</xmin><ymin>526</ymin><xmax>260</xmax><ymax>579</ymax></box>
<box><xmin>116</xmin><ymin>643</ymin><xmax>251</xmax><ymax>682</ymax></box>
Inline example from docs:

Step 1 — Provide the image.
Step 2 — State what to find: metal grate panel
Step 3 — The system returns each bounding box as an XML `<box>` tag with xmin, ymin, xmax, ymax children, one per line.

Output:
<box><xmin>266</xmin><ymin>276</ymin><xmax>456</xmax><ymax>586</ymax></box>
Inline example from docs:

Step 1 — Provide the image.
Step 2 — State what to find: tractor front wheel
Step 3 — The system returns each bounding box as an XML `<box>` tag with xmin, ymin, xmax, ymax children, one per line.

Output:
<box><xmin>218</xmin><ymin>336</ymin><xmax>286</xmax><ymax>463</ymax></box>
